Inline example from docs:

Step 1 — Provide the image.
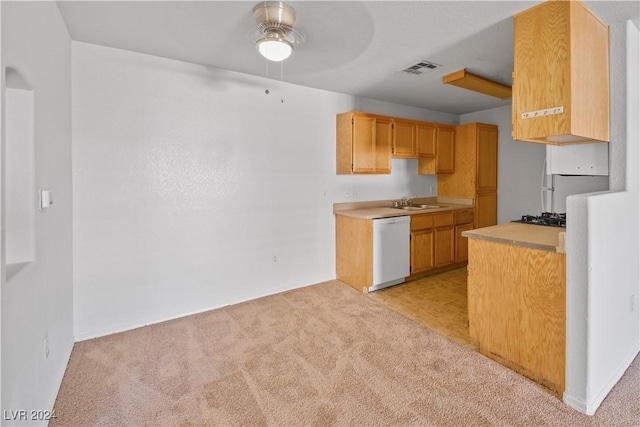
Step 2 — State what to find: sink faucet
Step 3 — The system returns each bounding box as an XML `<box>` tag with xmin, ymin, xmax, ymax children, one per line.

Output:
<box><xmin>400</xmin><ymin>196</ymin><xmax>416</xmax><ymax>206</ymax></box>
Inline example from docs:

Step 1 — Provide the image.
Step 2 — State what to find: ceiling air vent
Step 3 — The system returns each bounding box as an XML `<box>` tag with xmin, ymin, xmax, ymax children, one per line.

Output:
<box><xmin>401</xmin><ymin>60</ymin><xmax>442</xmax><ymax>75</ymax></box>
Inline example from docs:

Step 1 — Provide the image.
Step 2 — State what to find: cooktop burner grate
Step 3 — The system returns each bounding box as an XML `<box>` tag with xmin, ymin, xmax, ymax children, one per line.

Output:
<box><xmin>513</xmin><ymin>212</ymin><xmax>566</xmax><ymax>228</ymax></box>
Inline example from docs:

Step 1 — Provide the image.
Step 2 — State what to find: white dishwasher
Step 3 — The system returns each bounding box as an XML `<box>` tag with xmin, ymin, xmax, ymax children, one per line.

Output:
<box><xmin>370</xmin><ymin>216</ymin><xmax>410</xmax><ymax>292</ymax></box>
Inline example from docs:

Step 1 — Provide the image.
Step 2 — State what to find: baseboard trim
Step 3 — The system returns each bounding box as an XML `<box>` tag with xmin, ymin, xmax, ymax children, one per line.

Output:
<box><xmin>563</xmin><ymin>392</ymin><xmax>588</xmax><ymax>414</ymax></box>
<box><xmin>74</xmin><ymin>302</ymin><xmax>230</xmax><ymax>342</ymax></box>
<box><xmin>47</xmin><ymin>337</ymin><xmax>74</xmax><ymax>413</ymax></box>
<box><xmin>586</xmin><ymin>344</ymin><xmax>640</xmax><ymax>415</ymax></box>
<box><xmin>73</xmin><ymin>281</ymin><xmax>319</xmax><ymax>342</ymax></box>
<box><xmin>564</xmin><ymin>344</ymin><xmax>640</xmax><ymax>415</ymax></box>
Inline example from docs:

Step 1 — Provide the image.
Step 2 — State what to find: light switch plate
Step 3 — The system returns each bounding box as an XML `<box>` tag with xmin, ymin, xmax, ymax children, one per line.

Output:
<box><xmin>40</xmin><ymin>189</ymin><xmax>53</xmax><ymax>209</ymax></box>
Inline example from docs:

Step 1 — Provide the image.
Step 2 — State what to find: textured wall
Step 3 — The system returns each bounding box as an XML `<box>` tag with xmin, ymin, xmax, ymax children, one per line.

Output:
<box><xmin>1</xmin><ymin>1</ymin><xmax>73</xmax><ymax>422</ymax></box>
<box><xmin>71</xmin><ymin>42</ymin><xmax>456</xmax><ymax>340</ymax></box>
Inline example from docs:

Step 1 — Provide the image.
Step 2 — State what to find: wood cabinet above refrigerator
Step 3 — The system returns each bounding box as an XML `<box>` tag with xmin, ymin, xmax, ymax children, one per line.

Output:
<box><xmin>512</xmin><ymin>0</ymin><xmax>609</xmax><ymax>145</ymax></box>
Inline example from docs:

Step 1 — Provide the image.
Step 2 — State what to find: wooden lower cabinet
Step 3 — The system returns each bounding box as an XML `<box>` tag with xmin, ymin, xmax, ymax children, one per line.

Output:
<box><xmin>454</xmin><ymin>223</ymin><xmax>473</xmax><ymax>263</ymax></box>
<box><xmin>454</xmin><ymin>209</ymin><xmax>474</xmax><ymax>263</ymax></box>
<box><xmin>467</xmin><ymin>238</ymin><xmax>566</xmax><ymax>396</ymax></box>
<box><xmin>434</xmin><ymin>226</ymin><xmax>454</xmax><ymax>267</ymax></box>
<box><xmin>409</xmin><ymin>210</ymin><xmax>470</xmax><ymax>278</ymax></box>
<box><xmin>410</xmin><ymin>228</ymin><xmax>434</xmax><ymax>274</ymax></box>
<box><xmin>335</xmin><ymin>215</ymin><xmax>372</xmax><ymax>292</ymax></box>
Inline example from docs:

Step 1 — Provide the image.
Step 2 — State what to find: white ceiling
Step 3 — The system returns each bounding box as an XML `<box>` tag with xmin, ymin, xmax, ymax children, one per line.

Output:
<box><xmin>56</xmin><ymin>1</ymin><xmax>639</xmax><ymax>115</ymax></box>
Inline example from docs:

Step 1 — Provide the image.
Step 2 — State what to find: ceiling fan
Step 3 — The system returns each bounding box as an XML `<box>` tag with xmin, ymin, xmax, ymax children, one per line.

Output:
<box><xmin>250</xmin><ymin>1</ymin><xmax>305</xmax><ymax>62</ymax></box>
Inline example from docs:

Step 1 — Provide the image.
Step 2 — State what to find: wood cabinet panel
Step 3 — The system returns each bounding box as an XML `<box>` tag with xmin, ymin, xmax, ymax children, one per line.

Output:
<box><xmin>434</xmin><ymin>226</ymin><xmax>454</xmax><ymax>267</ymax></box>
<box><xmin>352</xmin><ymin>115</ymin><xmax>376</xmax><ymax>172</ymax></box>
<box><xmin>467</xmin><ymin>238</ymin><xmax>566</xmax><ymax>395</ymax></box>
<box><xmin>454</xmin><ymin>210</ymin><xmax>474</xmax><ymax>225</ymax></box>
<box><xmin>512</xmin><ymin>0</ymin><xmax>609</xmax><ymax>144</ymax></box>
<box><xmin>433</xmin><ymin>212</ymin><xmax>453</xmax><ymax>228</ymax></box>
<box><xmin>454</xmin><ymin>223</ymin><xmax>473</xmax><ymax>263</ymax></box>
<box><xmin>416</xmin><ymin>123</ymin><xmax>436</xmax><ymax>157</ymax></box>
<box><xmin>475</xmin><ymin>192</ymin><xmax>497</xmax><ymax>229</ymax></box>
<box><xmin>336</xmin><ymin>112</ymin><xmax>391</xmax><ymax>174</ymax></box>
<box><xmin>417</xmin><ymin>125</ymin><xmax>456</xmax><ymax>175</ymax></box>
<box><xmin>438</xmin><ymin>123</ymin><xmax>497</xmax><ymax>229</ymax></box>
<box><xmin>392</xmin><ymin>120</ymin><xmax>416</xmax><ymax>158</ymax></box>
<box><xmin>335</xmin><ymin>215</ymin><xmax>372</xmax><ymax>292</ymax></box>
<box><xmin>435</xmin><ymin>126</ymin><xmax>455</xmax><ymax>173</ymax></box>
<box><xmin>410</xmin><ymin>214</ymin><xmax>433</xmax><ymax>231</ymax></box>
<box><xmin>411</xmin><ymin>229</ymin><xmax>434</xmax><ymax>275</ymax></box>
<box><xmin>374</xmin><ymin>118</ymin><xmax>393</xmax><ymax>172</ymax></box>
<box><xmin>476</xmin><ymin>125</ymin><xmax>498</xmax><ymax>192</ymax></box>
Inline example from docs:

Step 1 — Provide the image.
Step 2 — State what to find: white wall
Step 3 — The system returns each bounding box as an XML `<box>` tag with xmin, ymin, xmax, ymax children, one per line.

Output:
<box><xmin>1</xmin><ymin>2</ymin><xmax>73</xmax><ymax>424</ymax></box>
<box><xmin>564</xmin><ymin>19</ymin><xmax>640</xmax><ymax>415</ymax></box>
<box><xmin>4</xmin><ymin>87</ymin><xmax>36</xmax><ymax>266</ymax></box>
<box><xmin>72</xmin><ymin>42</ymin><xmax>457</xmax><ymax>340</ymax></box>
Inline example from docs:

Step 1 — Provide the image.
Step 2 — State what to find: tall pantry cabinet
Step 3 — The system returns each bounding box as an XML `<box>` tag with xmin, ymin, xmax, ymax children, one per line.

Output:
<box><xmin>438</xmin><ymin>123</ymin><xmax>498</xmax><ymax>229</ymax></box>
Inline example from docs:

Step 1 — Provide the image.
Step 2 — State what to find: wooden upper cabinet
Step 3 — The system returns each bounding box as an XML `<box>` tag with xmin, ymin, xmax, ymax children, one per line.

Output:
<box><xmin>392</xmin><ymin>120</ymin><xmax>416</xmax><ymax>158</ymax></box>
<box><xmin>417</xmin><ymin>125</ymin><xmax>455</xmax><ymax>175</ymax></box>
<box><xmin>337</xmin><ymin>111</ymin><xmax>454</xmax><ymax>174</ymax></box>
<box><xmin>416</xmin><ymin>123</ymin><xmax>437</xmax><ymax>157</ymax></box>
<box><xmin>374</xmin><ymin>118</ymin><xmax>393</xmax><ymax>172</ymax></box>
<box><xmin>512</xmin><ymin>0</ymin><xmax>609</xmax><ymax>144</ymax></box>
<box><xmin>336</xmin><ymin>112</ymin><xmax>391</xmax><ymax>174</ymax></box>
<box><xmin>435</xmin><ymin>125</ymin><xmax>455</xmax><ymax>173</ymax></box>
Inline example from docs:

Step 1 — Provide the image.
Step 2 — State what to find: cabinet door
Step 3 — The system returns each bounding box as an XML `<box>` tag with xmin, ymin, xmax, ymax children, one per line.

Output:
<box><xmin>477</xmin><ymin>125</ymin><xmax>498</xmax><ymax>192</ymax></box>
<box><xmin>374</xmin><ymin>118</ymin><xmax>392</xmax><ymax>173</ymax></box>
<box><xmin>411</xmin><ymin>229</ymin><xmax>434</xmax><ymax>275</ymax></box>
<box><xmin>392</xmin><ymin>120</ymin><xmax>416</xmax><ymax>158</ymax></box>
<box><xmin>351</xmin><ymin>115</ymin><xmax>376</xmax><ymax>173</ymax></box>
<box><xmin>416</xmin><ymin>123</ymin><xmax>436</xmax><ymax>157</ymax></box>
<box><xmin>512</xmin><ymin>1</ymin><xmax>608</xmax><ymax>144</ymax></box>
<box><xmin>434</xmin><ymin>226</ymin><xmax>454</xmax><ymax>267</ymax></box>
<box><xmin>351</xmin><ymin>115</ymin><xmax>391</xmax><ymax>174</ymax></box>
<box><xmin>455</xmin><ymin>223</ymin><xmax>474</xmax><ymax>263</ymax></box>
<box><xmin>436</xmin><ymin>126</ymin><xmax>455</xmax><ymax>174</ymax></box>
<box><xmin>475</xmin><ymin>192</ymin><xmax>497</xmax><ymax>228</ymax></box>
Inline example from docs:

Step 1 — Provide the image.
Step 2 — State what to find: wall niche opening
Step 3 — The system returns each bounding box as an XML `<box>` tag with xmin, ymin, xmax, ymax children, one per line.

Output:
<box><xmin>4</xmin><ymin>67</ymin><xmax>36</xmax><ymax>280</ymax></box>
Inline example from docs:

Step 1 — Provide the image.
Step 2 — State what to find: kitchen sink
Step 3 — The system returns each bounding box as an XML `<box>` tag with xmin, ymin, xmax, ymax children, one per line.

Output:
<box><xmin>391</xmin><ymin>204</ymin><xmax>444</xmax><ymax>210</ymax></box>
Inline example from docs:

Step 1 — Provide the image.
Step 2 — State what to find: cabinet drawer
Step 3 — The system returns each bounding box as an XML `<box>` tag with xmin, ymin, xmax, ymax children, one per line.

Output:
<box><xmin>411</xmin><ymin>214</ymin><xmax>433</xmax><ymax>231</ymax></box>
<box><xmin>433</xmin><ymin>213</ymin><xmax>454</xmax><ymax>228</ymax></box>
<box><xmin>455</xmin><ymin>210</ymin><xmax>474</xmax><ymax>225</ymax></box>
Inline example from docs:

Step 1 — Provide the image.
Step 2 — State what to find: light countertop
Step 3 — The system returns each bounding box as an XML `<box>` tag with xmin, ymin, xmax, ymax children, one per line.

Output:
<box><xmin>333</xmin><ymin>197</ymin><xmax>473</xmax><ymax>220</ymax></box>
<box><xmin>462</xmin><ymin>222</ymin><xmax>566</xmax><ymax>253</ymax></box>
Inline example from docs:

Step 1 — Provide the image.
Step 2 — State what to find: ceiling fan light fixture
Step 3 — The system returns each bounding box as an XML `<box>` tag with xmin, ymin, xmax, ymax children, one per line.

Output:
<box><xmin>256</xmin><ymin>33</ymin><xmax>293</xmax><ymax>62</ymax></box>
<box><xmin>252</xmin><ymin>1</ymin><xmax>297</xmax><ymax>62</ymax></box>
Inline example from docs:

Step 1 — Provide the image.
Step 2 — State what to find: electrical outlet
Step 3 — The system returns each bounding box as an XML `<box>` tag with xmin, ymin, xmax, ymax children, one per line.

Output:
<box><xmin>631</xmin><ymin>294</ymin><xmax>635</xmax><ymax>313</ymax></box>
<box><xmin>273</xmin><ymin>255</ymin><xmax>278</xmax><ymax>264</ymax></box>
<box><xmin>44</xmin><ymin>336</ymin><xmax>49</xmax><ymax>360</ymax></box>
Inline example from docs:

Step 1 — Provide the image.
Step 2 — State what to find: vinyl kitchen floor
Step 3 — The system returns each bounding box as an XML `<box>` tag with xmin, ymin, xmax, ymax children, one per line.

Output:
<box><xmin>368</xmin><ymin>267</ymin><xmax>478</xmax><ymax>351</ymax></box>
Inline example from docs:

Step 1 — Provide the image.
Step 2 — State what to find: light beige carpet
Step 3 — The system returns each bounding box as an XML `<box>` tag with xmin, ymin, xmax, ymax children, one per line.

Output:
<box><xmin>52</xmin><ymin>280</ymin><xmax>639</xmax><ymax>426</ymax></box>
